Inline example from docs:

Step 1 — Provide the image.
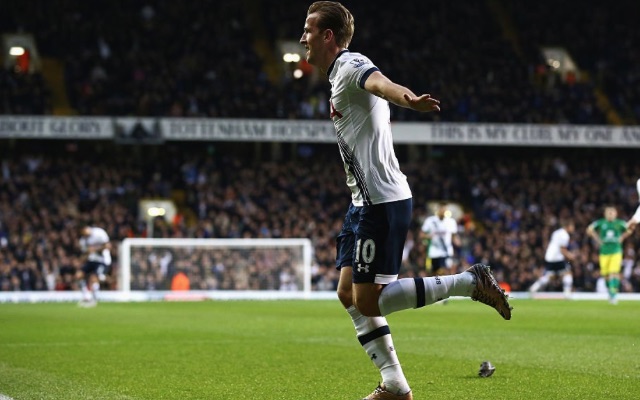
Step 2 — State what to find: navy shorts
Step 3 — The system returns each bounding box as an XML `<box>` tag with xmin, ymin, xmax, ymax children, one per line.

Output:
<box><xmin>545</xmin><ymin>260</ymin><xmax>570</xmax><ymax>273</ymax></box>
<box><xmin>427</xmin><ymin>257</ymin><xmax>450</xmax><ymax>273</ymax></box>
<box><xmin>82</xmin><ymin>261</ymin><xmax>108</xmax><ymax>276</ymax></box>
<box><xmin>336</xmin><ymin>198</ymin><xmax>412</xmax><ymax>284</ymax></box>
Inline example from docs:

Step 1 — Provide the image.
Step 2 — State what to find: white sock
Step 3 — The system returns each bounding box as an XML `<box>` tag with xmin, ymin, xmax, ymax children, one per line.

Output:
<box><xmin>530</xmin><ymin>272</ymin><xmax>551</xmax><ymax>293</ymax></box>
<box><xmin>562</xmin><ymin>274</ymin><xmax>573</xmax><ymax>296</ymax></box>
<box><xmin>91</xmin><ymin>281</ymin><xmax>100</xmax><ymax>301</ymax></box>
<box><xmin>346</xmin><ymin>306</ymin><xmax>410</xmax><ymax>394</ymax></box>
<box><xmin>80</xmin><ymin>280</ymin><xmax>91</xmax><ymax>301</ymax></box>
<box><xmin>378</xmin><ymin>273</ymin><xmax>475</xmax><ymax>316</ymax></box>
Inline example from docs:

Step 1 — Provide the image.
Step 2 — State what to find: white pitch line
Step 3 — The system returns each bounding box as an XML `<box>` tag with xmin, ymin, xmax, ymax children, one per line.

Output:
<box><xmin>0</xmin><ymin>394</ymin><xmax>15</xmax><ymax>400</ymax></box>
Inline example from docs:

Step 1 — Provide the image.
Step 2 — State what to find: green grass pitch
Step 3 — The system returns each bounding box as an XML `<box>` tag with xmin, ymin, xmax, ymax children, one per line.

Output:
<box><xmin>1</xmin><ymin>299</ymin><xmax>639</xmax><ymax>399</ymax></box>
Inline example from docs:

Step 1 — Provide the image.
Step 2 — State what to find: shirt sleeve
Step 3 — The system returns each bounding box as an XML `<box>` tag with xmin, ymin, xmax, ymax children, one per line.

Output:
<box><xmin>448</xmin><ymin>219</ymin><xmax>458</xmax><ymax>234</ymax></box>
<box><xmin>341</xmin><ymin>55</ymin><xmax>380</xmax><ymax>90</ymax></box>
<box><xmin>559</xmin><ymin>231</ymin><xmax>570</xmax><ymax>247</ymax></box>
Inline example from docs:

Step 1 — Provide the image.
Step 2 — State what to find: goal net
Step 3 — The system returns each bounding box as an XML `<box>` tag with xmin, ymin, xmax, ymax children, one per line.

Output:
<box><xmin>118</xmin><ymin>238</ymin><xmax>314</xmax><ymax>299</ymax></box>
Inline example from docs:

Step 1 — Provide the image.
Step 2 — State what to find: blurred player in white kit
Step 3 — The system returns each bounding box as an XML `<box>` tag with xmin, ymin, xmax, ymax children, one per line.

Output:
<box><xmin>529</xmin><ymin>219</ymin><xmax>576</xmax><ymax>298</ymax></box>
<box><xmin>77</xmin><ymin>225</ymin><xmax>111</xmax><ymax>307</ymax></box>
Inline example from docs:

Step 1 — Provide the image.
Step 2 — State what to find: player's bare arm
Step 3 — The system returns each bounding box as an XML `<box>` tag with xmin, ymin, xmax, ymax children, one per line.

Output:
<box><xmin>620</xmin><ymin>228</ymin><xmax>633</xmax><ymax>242</ymax></box>
<box><xmin>560</xmin><ymin>247</ymin><xmax>575</xmax><ymax>262</ymax></box>
<box><xmin>586</xmin><ymin>225</ymin><xmax>601</xmax><ymax>245</ymax></box>
<box><xmin>364</xmin><ymin>71</ymin><xmax>440</xmax><ymax>112</ymax></box>
<box><xmin>452</xmin><ymin>233</ymin><xmax>461</xmax><ymax>248</ymax></box>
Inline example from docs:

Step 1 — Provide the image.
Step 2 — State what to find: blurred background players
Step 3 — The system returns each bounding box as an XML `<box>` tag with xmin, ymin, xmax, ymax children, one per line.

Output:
<box><xmin>77</xmin><ymin>225</ymin><xmax>112</xmax><ymax>307</ymax></box>
<box><xmin>586</xmin><ymin>207</ymin><xmax>632</xmax><ymax>304</ymax></box>
<box><xmin>420</xmin><ymin>202</ymin><xmax>460</xmax><ymax>276</ymax></box>
<box><xmin>529</xmin><ymin>219</ymin><xmax>576</xmax><ymax>298</ymax></box>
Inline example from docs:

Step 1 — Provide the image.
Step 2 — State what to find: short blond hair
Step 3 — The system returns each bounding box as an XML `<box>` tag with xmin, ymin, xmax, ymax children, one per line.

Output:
<box><xmin>307</xmin><ymin>1</ymin><xmax>354</xmax><ymax>48</ymax></box>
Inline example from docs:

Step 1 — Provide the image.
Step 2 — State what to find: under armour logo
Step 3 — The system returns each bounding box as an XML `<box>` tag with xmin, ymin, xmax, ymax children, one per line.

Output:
<box><xmin>357</xmin><ymin>264</ymin><xmax>370</xmax><ymax>273</ymax></box>
<box><xmin>371</xmin><ymin>353</ymin><xmax>377</xmax><ymax>360</ymax></box>
<box><xmin>389</xmin><ymin>346</ymin><xmax>395</xmax><ymax>352</ymax></box>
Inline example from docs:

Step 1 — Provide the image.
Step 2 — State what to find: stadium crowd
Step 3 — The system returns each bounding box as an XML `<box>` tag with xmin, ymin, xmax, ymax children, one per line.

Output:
<box><xmin>1</xmin><ymin>0</ymin><xmax>637</xmax><ymax>123</ymax></box>
<box><xmin>1</xmin><ymin>0</ymin><xmax>640</xmax><ymax>294</ymax></box>
<box><xmin>508</xmin><ymin>1</ymin><xmax>640</xmax><ymax>124</ymax></box>
<box><xmin>0</xmin><ymin>68</ymin><xmax>51</xmax><ymax>115</ymax></box>
<box><xmin>1</xmin><ymin>144</ymin><xmax>639</xmax><ymax>294</ymax></box>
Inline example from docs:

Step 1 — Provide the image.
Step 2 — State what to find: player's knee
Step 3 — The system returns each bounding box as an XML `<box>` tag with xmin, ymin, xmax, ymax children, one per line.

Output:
<box><xmin>353</xmin><ymin>291</ymin><xmax>380</xmax><ymax>317</ymax></box>
<box><xmin>352</xmin><ymin>283</ymin><xmax>384</xmax><ymax>316</ymax></box>
<box><xmin>353</xmin><ymin>296</ymin><xmax>381</xmax><ymax>317</ymax></box>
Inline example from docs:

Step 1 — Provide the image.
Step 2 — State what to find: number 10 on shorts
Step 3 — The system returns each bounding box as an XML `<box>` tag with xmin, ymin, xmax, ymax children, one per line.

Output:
<box><xmin>355</xmin><ymin>238</ymin><xmax>376</xmax><ymax>273</ymax></box>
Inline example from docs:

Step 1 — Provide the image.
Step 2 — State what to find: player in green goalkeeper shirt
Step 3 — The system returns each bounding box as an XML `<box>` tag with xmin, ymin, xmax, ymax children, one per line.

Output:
<box><xmin>586</xmin><ymin>206</ymin><xmax>634</xmax><ymax>304</ymax></box>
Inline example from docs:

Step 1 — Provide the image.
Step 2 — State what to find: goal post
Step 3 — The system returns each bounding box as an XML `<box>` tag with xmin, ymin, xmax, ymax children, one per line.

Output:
<box><xmin>119</xmin><ymin>238</ymin><xmax>314</xmax><ymax>298</ymax></box>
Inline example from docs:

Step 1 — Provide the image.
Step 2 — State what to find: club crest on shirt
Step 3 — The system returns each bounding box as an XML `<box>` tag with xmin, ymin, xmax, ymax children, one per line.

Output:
<box><xmin>350</xmin><ymin>58</ymin><xmax>368</xmax><ymax>68</ymax></box>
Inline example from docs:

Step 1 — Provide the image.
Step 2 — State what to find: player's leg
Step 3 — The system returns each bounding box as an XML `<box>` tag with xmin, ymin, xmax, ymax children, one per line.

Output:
<box><xmin>89</xmin><ymin>269</ymin><xmax>101</xmax><ymax>302</ymax></box>
<box><xmin>530</xmin><ymin>261</ymin><xmax>563</xmax><ymax>294</ymax></box>
<box><xmin>78</xmin><ymin>262</ymin><xmax>100</xmax><ymax>306</ymax></box>
<box><xmin>529</xmin><ymin>269</ymin><xmax>552</xmax><ymax>294</ymax></box>
<box><xmin>599</xmin><ymin>254</ymin><xmax>614</xmax><ymax>302</ymax></box>
<box><xmin>356</xmin><ymin>265</ymin><xmax>511</xmax><ymax>319</ymax></box>
<box><xmin>561</xmin><ymin>263</ymin><xmax>573</xmax><ymax>298</ymax></box>
<box><xmin>89</xmin><ymin>256</ymin><xmax>112</xmax><ymax>302</ymax></box>
<box><xmin>353</xmin><ymin>199</ymin><xmax>474</xmax><ymax>316</ymax></box>
<box><xmin>432</xmin><ymin>257</ymin><xmax>447</xmax><ymax>277</ymax></box>
<box><xmin>434</xmin><ymin>257</ymin><xmax>456</xmax><ymax>306</ymax></box>
<box><xmin>338</xmin><ymin>268</ymin><xmax>410</xmax><ymax>397</ymax></box>
<box><xmin>77</xmin><ymin>266</ymin><xmax>91</xmax><ymax>303</ymax></box>
<box><xmin>336</xmin><ymin>205</ymin><xmax>410</xmax><ymax>398</ymax></box>
<box><xmin>352</xmin><ymin>199</ymin><xmax>511</xmax><ymax>320</ymax></box>
<box><xmin>607</xmin><ymin>253</ymin><xmax>623</xmax><ymax>304</ymax></box>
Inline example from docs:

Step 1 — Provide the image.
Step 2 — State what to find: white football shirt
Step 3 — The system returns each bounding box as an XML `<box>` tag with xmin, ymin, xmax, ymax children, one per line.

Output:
<box><xmin>545</xmin><ymin>228</ymin><xmax>570</xmax><ymax>262</ymax></box>
<box><xmin>81</xmin><ymin>227</ymin><xmax>111</xmax><ymax>264</ymax></box>
<box><xmin>327</xmin><ymin>50</ymin><xmax>411</xmax><ymax>206</ymax></box>
<box><xmin>83</xmin><ymin>227</ymin><xmax>110</xmax><ymax>246</ymax></box>
<box><xmin>421</xmin><ymin>215</ymin><xmax>458</xmax><ymax>258</ymax></box>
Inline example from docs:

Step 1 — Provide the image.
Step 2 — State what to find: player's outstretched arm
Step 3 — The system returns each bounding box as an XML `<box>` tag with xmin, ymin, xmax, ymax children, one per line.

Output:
<box><xmin>364</xmin><ymin>71</ymin><xmax>440</xmax><ymax>113</ymax></box>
